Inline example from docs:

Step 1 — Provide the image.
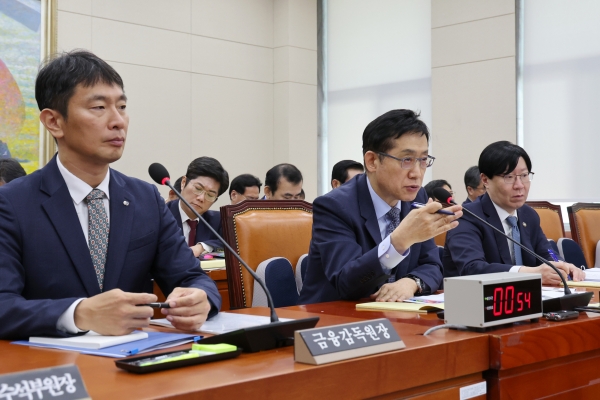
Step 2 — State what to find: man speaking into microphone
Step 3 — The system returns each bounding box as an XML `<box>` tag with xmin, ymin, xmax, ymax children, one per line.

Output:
<box><xmin>299</xmin><ymin>110</ymin><xmax>462</xmax><ymax>304</ymax></box>
<box><xmin>443</xmin><ymin>141</ymin><xmax>584</xmax><ymax>284</ymax></box>
<box><xmin>0</xmin><ymin>51</ymin><xmax>220</xmax><ymax>339</ymax></box>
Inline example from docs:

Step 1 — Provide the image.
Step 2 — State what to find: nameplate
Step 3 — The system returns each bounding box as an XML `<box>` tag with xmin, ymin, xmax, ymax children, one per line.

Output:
<box><xmin>294</xmin><ymin>318</ymin><xmax>405</xmax><ymax>365</ymax></box>
<box><xmin>0</xmin><ymin>365</ymin><xmax>90</xmax><ymax>400</ymax></box>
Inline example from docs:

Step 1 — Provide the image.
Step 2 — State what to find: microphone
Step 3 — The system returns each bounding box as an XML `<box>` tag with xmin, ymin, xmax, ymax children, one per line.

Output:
<box><xmin>148</xmin><ymin>163</ymin><xmax>318</xmax><ymax>351</ymax></box>
<box><xmin>433</xmin><ymin>187</ymin><xmax>592</xmax><ymax>311</ymax></box>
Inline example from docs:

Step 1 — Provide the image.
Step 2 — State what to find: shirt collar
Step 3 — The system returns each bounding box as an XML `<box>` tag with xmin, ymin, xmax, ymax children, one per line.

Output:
<box><xmin>178</xmin><ymin>200</ymin><xmax>198</xmax><ymax>223</ymax></box>
<box><xmin>366</xmin><ymin>175</ymin><xmax>400</xmax><ymax>220</ymax></box>
<box><xmin>491</xmin><ymin>199</ymin><xmax>517</xmax><ymax>223</ymax></box>
<box><xmin>56</xmin><ymin>156</ymin><xmax>110</xmax><ymax>205</ymax></box>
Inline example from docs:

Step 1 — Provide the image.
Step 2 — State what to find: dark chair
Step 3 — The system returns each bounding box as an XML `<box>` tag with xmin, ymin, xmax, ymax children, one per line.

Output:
<box><xmin>567</xmin><ymin>203</ymin><xmax>600</xmax><ymax>268</ymax></box>
<box><xmin>220</xmin><ymin>200</ymin><xmax>313</xmax><ymax>309</ymax></box>
<box><xmin>558</xmin><ymin>238</ymin><xmax>588</xmax><ymax>269</ymax></box>
<box><xmin>253</xmin><ymin>257</ymin><xmax>299</xmax><ymax>307</ymax></box>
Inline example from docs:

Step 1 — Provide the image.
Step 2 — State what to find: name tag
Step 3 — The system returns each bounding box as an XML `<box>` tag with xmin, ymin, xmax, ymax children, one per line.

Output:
<box><xmin>294</xmin><ymin>318</ymin><xmax>405</xmax><ymax>365</ymax></box>
<box><xmin>0</xmin><ymin>365</ymin><xmax>90</xmax><ymax>400</ymax></box>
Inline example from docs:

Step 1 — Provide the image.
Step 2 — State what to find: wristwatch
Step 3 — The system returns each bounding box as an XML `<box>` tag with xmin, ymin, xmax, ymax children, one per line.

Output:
<box><xmin>407</xmin><ymin>275</ymin><xmax>424</xmax><ymax>294</ymax></box>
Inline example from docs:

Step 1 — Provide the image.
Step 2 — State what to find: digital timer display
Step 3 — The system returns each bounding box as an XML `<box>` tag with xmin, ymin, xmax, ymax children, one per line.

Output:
<box><xmin>483</xmin><ymin>279</ymin><xmax>543</xmax><ymax>322</ymax></box>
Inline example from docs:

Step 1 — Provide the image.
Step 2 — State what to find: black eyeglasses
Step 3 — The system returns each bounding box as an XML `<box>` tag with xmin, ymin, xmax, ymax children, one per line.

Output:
<box><xmin>376</xmin><ymin>152</ymin><xmax>435</xmax><ymax>169</ymax></box>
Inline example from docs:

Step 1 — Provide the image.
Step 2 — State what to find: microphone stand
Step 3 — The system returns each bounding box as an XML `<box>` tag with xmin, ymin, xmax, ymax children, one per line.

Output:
<box><xmin>149</xmin><ymin>164</ymin><xmax>318</xmax><ymax>352</ymax></box>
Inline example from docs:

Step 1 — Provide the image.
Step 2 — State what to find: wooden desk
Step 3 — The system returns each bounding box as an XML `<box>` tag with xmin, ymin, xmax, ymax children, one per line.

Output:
<box><xmin>0</xmin><ymin>304</ymin><xmax>488</xmax><ymax>399</ymax></box>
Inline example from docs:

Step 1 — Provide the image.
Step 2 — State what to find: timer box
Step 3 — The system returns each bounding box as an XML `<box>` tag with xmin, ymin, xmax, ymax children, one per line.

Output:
<box><xmin>444</xmin><ymin>272</ymin><xmax>543</xmax><ymax>328</ymax></box>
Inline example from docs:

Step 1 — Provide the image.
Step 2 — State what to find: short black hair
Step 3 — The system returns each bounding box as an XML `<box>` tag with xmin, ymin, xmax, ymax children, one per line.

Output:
<box><xmin>464</xmin><ymin>166</ymin><xmax>481</xmax><ymax>190</ymax></box>
<box><xmin>229</xmin><ymin>174</ymin><xmax>262</xmax><ymax>196</ymax></box>
<box><xmin>173</xmin><ymin>176</ymin><xmax>183</xmax><ymax>193</ymax></box>
<box><xmin>478</xmin><ymin>141</ymin><xmax>532</xmax><ymax>179</ymax></box>
<box><xmin>424</xmin><ymin>179</ymin><xmax>451</xmax><ymax>199</ymax></box>
<box><xmin>265</xmin><ymin>163</ymin><xmax>302</xmax><ymax>194</ymax></box>
<box><xmin>362</xmin><ymin>109</ymin><xmax>429</xmax><ymax>158</ymax></box>
<box><xmin>185</xmin><ymin>157</ymin><xmax>229</xmax><ymax>197</ymax></box>
<box><xmin>331</xmin><ymin>160</ymin><xmax>364</xmax><ymax>187</ymax></box>
<box><xmin>35</xmin><ymin>50</ymin><xmax>124</xmax><ymax>119</ymax></box>
<box><xmin>0</xmin><ymin>158</ymin><xmax>26</xmax><ymax>184</ymax></box>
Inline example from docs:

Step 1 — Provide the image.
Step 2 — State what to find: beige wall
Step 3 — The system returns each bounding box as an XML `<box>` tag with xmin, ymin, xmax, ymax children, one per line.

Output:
<box><xmin>56</xmin><ymin>0</ymin><xmax>317</xmax><ymax>206</ymax></box>
<box><xmin>431</xmin><ymin>0</ymin><xmax>516</xmax><ymax>203</ymax></box>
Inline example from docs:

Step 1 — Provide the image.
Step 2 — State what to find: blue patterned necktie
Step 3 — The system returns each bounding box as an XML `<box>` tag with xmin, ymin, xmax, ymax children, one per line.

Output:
<box><xmin>87</xmin><ymin>189</ymin><xmax>109</xmax><ymax>290</ymax></box>
<box><xmin>506</xmin><ymin>216</ymin><xmax>523</xmax><ymax>265</ymax></box>
<box><xmin>386</xmin><ymin>207</ymin><xmax>401</xmax><ymax>282</ymax></box>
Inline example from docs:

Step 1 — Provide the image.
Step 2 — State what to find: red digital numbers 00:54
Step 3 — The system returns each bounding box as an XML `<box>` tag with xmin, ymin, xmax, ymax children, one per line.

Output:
<box><xmin>492</xmin><ymin>285</ymin><xmax>531</xmax><ymax>316</ymax></box>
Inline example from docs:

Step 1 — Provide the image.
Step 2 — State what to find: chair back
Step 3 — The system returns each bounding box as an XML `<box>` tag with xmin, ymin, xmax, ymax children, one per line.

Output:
<box><xmin>567</xmin><ymin>203</ymin><xmax>600</xmax><ymax>267</ymax></box>
<box><xmin>253</xmin><ymin>257</ymin><xmax>299</xmax><ymax>307</ymax></box>
<box><xmin>557</xmin><ymin>238</ymin><xmax>588</xmax><ymax>269</ymax></box>
<box><xmin>295</xmin><ymin>254</ymin><xmax>309</xmax><ymax>293</ymax></box>
<box><xmin>220</xmin><ymin>200</ymin><xmax>313</xmax><ymax>309</ymax></box>
<box><xmin>434</xmin><ymin>231</ymin><xmax>446</xmax><ymax>247</ymax></box>
<box><xmin>526</xmin><ymin>201</ymin><xmax>565</xmax><ymax>242</ymax></box>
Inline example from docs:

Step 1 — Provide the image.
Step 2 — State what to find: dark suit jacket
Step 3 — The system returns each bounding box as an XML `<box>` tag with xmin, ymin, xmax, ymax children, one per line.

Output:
<box><xmin>462</xmin><ymin>197</ymin><xmax>472</xmax><ymax>205</ymax></box>
<box><xmin>298</xmin><ymin>174</ymin><xmax>443</xmax><ymax>304</ymax></box>
<box><xmin>0</xmin><ymin>157</ymin><xmax>221</xmax><ymax>339</ymax></box>
<box><xmin>166</xmin><ymin>200</ymin><xmax>223</xmax><ymax>251</ymax></box>
<box><xmin>443</xmin><ymin>193</ymin><xmax>551</xmax><ymax>277</ymax></box>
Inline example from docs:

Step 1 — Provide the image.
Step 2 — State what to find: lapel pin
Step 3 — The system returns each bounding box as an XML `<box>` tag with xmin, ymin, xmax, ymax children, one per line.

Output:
<box><xmin>123</xmin><ymin>201</ymin><xmax>129</xmax><ymax>206</ymax></box>
<box><xmin>522</xmin><ymin>222</ymin><xmax>526</xmax><ymax>227</ymax></box>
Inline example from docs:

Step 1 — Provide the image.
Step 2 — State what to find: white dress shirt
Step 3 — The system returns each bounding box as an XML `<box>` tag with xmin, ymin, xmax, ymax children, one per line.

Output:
<box><xmin>490</xmin><ymin>200</ymin><xmax>523</xmax><ymax>273</ymax></box>
<box><xmin>55</xmin><ymin>156</ymin><xmax>111</xmax><ymax>334</ymax></box>
<box><xmin>177</xmin><ymin>201</ymin><xmax>213</xmax><ymax>254</ymax></box>
<box><xmin>366</xmin><ymin>176</ymin><xmax>409</xmax><ymax>275</ymax></box>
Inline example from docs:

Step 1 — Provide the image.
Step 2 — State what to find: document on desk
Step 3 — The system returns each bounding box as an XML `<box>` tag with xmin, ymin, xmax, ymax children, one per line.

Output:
<box><xmin>356</xmin><ymin>302</ymin><xmax>444</xmax><ymax>313</ymax></box>
<box><xmin>29</xmin><ymin>330</ymin><xmax>148</xmax><ymax>349</ymax></box>
<box><xmin>579</xmin><ymin>268</ymin><xmax>600</xmax><ymax>281</ymax></box>
<box><xmin>151</xmin><ymin>312</ymin><xmax>292</xmax><ymax>334</ymax></box>
<box><xmin>12</xmin><ymin>331</ymin><xmax>200</xmax><ymax>358</ymax></box>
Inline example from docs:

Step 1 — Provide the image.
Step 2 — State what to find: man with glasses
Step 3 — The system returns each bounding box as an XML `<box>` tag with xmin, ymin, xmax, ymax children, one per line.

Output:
<box><xmin>299</xmin><ymin>109</ymin><xmax>462</xmax><ymax>304</ymax></box>
<box><xmin>443</xmin><ymin>141</ymin><xmax>584</xmax><ymax>284</ymax></box>
<box><xmin>167</xmin><ymin>157</ymin><xmax>229</xmax><ymax>257</ymax></box>
<box><xmin>229</xmin><ymin>174</ymin><xmax>262</xmax><ymax>205</ymax></box>
<box><xmin>463</xmin><ymin>166</ymin><xmax>486</xmax><ymax>205</ymax></box>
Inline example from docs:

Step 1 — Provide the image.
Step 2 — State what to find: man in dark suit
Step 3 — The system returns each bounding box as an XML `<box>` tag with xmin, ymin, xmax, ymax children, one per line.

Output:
<box><xmin>167</xmin><ymin>157</ymin><xmax>228</xmax><ymax>257</ymax></box>
<box><xmin>443</xmin><ymin>141</ymin><xmax>584</xmax><ymax>284</ymax></box>
<box><xmin>0</xmin><ymin>51</ymin><xmax>220</xmax><ymax>339</ymax></box>
<box><xmin>299</xmin><ymin>110</ymin><xmax>462</xmax><ymax>304</ymax></box>
<box><xmin>462</xmin><ymin>165</ymin><xmax>485</xmax><ymax>205</ymax></box>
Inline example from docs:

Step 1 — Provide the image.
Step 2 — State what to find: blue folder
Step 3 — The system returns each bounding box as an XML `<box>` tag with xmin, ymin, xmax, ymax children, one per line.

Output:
<box><xmin>12</xmin><ymin>331</ymin><xmax>202</xmax><ymax>358</ymax></box>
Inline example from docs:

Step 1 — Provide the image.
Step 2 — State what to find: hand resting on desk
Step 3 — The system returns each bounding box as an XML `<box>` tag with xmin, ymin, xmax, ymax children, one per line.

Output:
<box><xmin>74</xmin><ymin>289</ymin><xmax>157</xmax><ymax>335</ymax></box>
<box><xmin>161</xmin><ymin>287</ymin><xmax>211</xmax><ymax>331</ymax></box>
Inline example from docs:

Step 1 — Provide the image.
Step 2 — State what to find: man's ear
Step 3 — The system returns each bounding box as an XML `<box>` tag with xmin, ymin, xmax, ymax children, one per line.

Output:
<box><xmin>40</xmin><ymin>109</ymin><xmax>64</xmax><ymax>141</ymax></box>
<box><xmin>363</xmin><ymin>151</ymin><xmax>378</xmax><ymax>173</ymax></box>
<box><xmin>264</xmin><ymin>186</ymin><xmax>272</xmax><ymax>199</ymax></box>
<box><xmin>331</xmin><ymin>179</ymin><xmax>341</xmax><ymax>189</ymax></box>
<box><xmin>480</xmin><ymin>174</ymin><xmax>490</xmax><ymax>188</ymax></box>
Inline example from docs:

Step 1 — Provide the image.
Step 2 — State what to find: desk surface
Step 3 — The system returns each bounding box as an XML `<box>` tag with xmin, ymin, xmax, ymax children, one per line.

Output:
<box><xmin>3</xmin><ymin>302</ymin><xmax>600</xmax><ymax>399</ymax></box>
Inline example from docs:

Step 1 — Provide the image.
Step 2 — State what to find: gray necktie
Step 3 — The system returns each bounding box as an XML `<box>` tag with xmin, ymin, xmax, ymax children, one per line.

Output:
<box><xmin>87</xmin><ymin>189</ymin><xmax>109</xmax><ymax>290</ymax></box>
<box><xmin>506</xmin><ymin>216</ymin><xmax>523</xmax><ymax>265</ymax></box>
<box><xmin>386</xmin><ymin>207</ymin><xmax>401</xmax><ymax>282</ymax></box>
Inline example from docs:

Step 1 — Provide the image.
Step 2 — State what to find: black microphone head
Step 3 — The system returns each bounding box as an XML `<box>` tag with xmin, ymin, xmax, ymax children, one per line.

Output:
<box><xmin>432</xmin><ymin>187</ymin><xmax>456</xmax><ymax>205</ymax></box>
<box><xmin>148</xmin><ymin>163</ymin><xmax>170</xmax><ymax>186</ymax></box>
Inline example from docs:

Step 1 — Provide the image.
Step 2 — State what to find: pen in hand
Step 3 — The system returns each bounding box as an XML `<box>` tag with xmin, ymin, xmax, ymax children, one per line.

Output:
<box><xmin>410</xmin><ymin>202</ymin><xmax>455</xmax><ymax>215</ymax></box>
<box><xmin>136</xmin><ymin>302</ymin><xmax>171</xmax><ymax>309</ymax></box>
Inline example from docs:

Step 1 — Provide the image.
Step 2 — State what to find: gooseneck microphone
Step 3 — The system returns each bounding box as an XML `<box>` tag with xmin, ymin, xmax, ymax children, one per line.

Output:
<box><xmin>433</xmin><ymin>187</ymin><xmax>592</xmax><ymax>311</ymax></box>
<box><xmin>149</xmin><ymin>163</ymin><xmax>278</xmax><ymax>322</ymax></box>
<box><xmin>149</xmin><ymin>163</ymin><xmax>318</xmax><ymax>352</ymax></box>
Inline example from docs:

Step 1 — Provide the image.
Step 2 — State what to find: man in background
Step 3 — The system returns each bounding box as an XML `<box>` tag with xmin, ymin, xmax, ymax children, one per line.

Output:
<box><xmin>167</xmin><ymin>157</ymin><xmax>229</xmax><ymax>257</ymax></box>
<box><xmin>424</xmin><ymin>179</ymin><xmax>453</xmax><ymax>201</ymax></box>
<box><xmin>463</xmin><ymin>165</ymin><xmax>486</xmax><ymax>205</ymax></box>
<box><xmin>331</xmin><ymin>159</ymin><xmax>364</xmax><ymax>189</ymax></box>
<box><xmin>229</xmin><ymin>174</ymin><xmax>262</xmax><ymax>205</ymax></box>
<box><xmin>264</xmin><ymin>163</ymin><xmax>303</xmax><ymax>200</ymax></box>
<box><xmin>0</xmin><ymin>158</ymin><xmax>26</xmax><ymax>186</ymax></box>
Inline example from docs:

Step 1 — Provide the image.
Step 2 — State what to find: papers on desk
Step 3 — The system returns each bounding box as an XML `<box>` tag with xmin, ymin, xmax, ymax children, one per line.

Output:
<box><xmin>200</xmin><ymin>259</ymin><xmax>226</xmax><ymax>270</ymax></box>
<box><xmin>29</xmin><ymin>330</ymin><xmax>148</xmax><ymax>349</ymax></box>
<box><xmin>356</xmin><ymin>302</ymin><xmax>444</xmax><ymax>313</ymax></box>
<box><xmin>580</xmin><ymin>268</ymin><xmax>600</xmax><ymax>282</ymax></box>
<box><xmin>12</xmin><ymin>331</ymin><xmax>200</xmax><ymax>358</ymax></box>
<box><xmin>150</xmin><ymin>312</ymin><xmax>292</xmax><ymax>334</ymax></box>
<box><xmin>404</xmin><ymin>293</ymin><xmax>445</xmax><ymax>304</ymax></box>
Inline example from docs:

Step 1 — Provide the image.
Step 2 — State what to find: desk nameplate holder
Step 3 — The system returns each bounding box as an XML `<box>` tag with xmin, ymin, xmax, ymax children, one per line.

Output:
<box><xmin>0</xmin><ymin>364</ymin><xmax>90</xmax><ymax>400</ymax></box>
<box><xmin>294</xmin><ymin>318</ymin><xmax>405</xmax><ymax>365</ymax></box>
